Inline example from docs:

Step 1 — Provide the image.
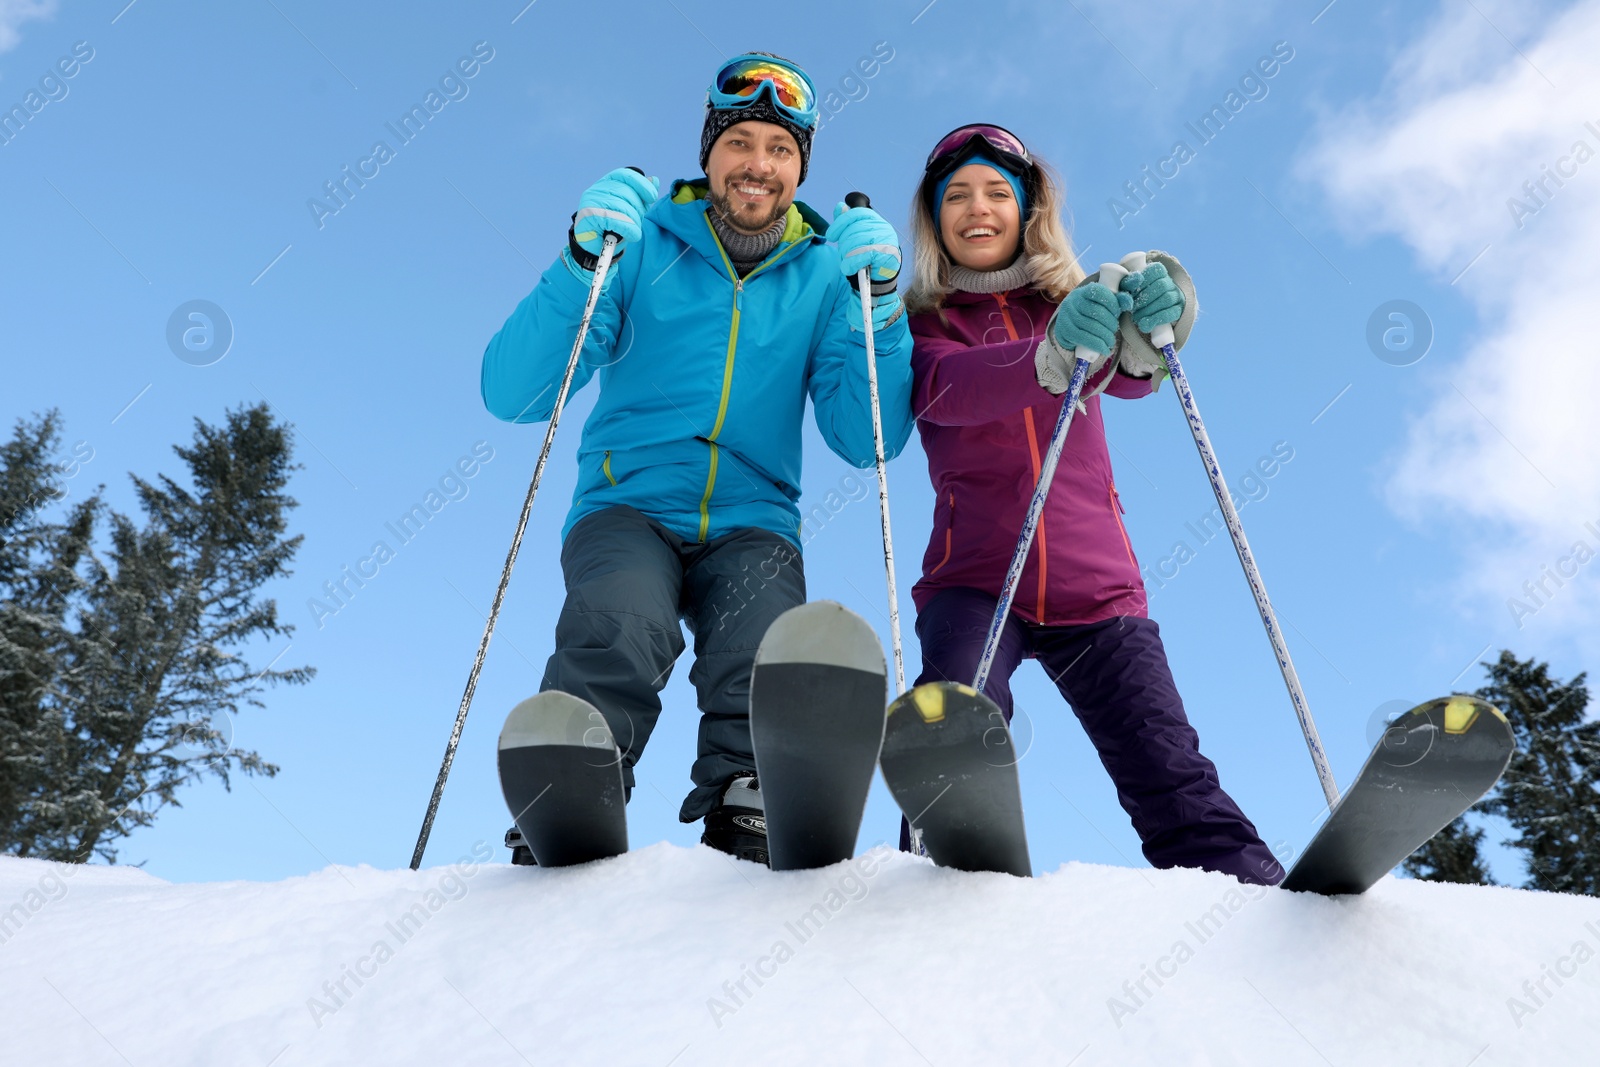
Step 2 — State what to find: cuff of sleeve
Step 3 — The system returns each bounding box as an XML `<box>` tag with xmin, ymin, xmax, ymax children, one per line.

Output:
<box><xmin>857</xmin><ymin>294</ymin><xmax>908</xmax><ymax>331</ymax></box>
<box><xmin>1035</xmin><ymin>330</ymin><xmax>1117</xmax><ymax>395</ymax></box>
<box><xmin>1035</xmin><ymin>337</ymin><xmax>1071</xmax><ymax>395</ymax></box>
<box><xmin>851</xmin><ymin>293</ymin><xmax>905</xmax><ymax>333</ymax></box>
<box><xmin>561</xmin><ymin>247</ymin><xmax>594</xmax><ymax>283</ymax></box>
<box><xmin>1117</xmin><ymin>345</ymin><xmax>1165</xmax><ymax>381</ymax></box>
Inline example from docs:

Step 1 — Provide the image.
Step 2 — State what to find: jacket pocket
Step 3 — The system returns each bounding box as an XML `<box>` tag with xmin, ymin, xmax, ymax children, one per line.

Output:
<box><xmin>603</xmin><ymin>450</ymin><xmax>618</xmax><ymax>486</ymax></box>
<box><xmin>1109</xmin><ymin>483</ymin><xmax>1137</xmax><ymax>568</ymax></box>
<box><xmin>930</xmin><ymin>490</ymin><xmax>955</xmax><ymax>575</ymax></box>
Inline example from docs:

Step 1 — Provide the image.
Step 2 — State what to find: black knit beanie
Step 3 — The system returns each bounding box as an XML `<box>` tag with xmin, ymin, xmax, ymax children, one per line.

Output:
<box><xmin>700</xmin><ymin>92</ymin><xmax>814</xmax><ymax>184</ymax></box>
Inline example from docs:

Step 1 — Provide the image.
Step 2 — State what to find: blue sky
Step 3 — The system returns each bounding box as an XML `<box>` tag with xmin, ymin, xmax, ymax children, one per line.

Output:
<box><xmin>4</xmin><ymin>0</ymin><xmax>1594</xmax><ymax>884</ymax></box>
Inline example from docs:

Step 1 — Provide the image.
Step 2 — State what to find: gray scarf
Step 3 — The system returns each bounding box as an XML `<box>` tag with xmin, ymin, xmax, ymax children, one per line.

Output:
<box><xmin>708</xmin><ymin>208</ymin><xmax>786</xmax><ymax>275</ymax></box>
<box><xmin>948</xmin><ymin>256</ymin><xmax>1032</xmax><ymax>294</ymax></box>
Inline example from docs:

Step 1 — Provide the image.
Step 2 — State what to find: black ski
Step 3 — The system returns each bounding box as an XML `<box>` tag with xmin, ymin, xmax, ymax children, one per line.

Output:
<box><xmin>880</xmin><ymin>681</ymin><xmax>1031</xmax><ymax>877</ymax></box>
<box><xmin>497</xmin><ymin>691</ymin><xmax>628</xmax><ymax>867</ymax></box>
<box><xmin>1282</xmin><ymin>695</ymin><xmax>1514</xmax><ymax>895</ymax></box>
<box><xmin>749</xmin><ymin>601</ymin><xmax>887</xmax><ymax>871</ymax></box>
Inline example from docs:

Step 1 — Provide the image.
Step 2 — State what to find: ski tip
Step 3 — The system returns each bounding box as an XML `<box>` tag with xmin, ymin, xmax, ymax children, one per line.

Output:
<box><xmin>1443</xmin><ymin>695</ymin><xmax>1508</xmax><ymax>734</ymax></box>
<box><xmin>498</xmin><ymin>691</ymin><xmax>618</xmax><ymax>753</ymax></box>
<box><xmin>755</xmin><ymin>600</ymin><xmax>885</xmax><ymax>676</ymax></box>
<box><xmin>888</xmin><ymin>681</ymin><xmax>992</xmax><ymax>724</ymax></box>
<box><xmin>1403</xmin><ymin>695</ymin><xmax>1511</xmax><ymax>738</ymax></box>
<box><xmin>888</xmin><ymin>681</ymin><xmax>974</xmax><ymax>724</ymax></box>
<box><xmin>1443</xmin><ymin>696</ymin><xmax>1480</xmax><ymax>734</ymax></box>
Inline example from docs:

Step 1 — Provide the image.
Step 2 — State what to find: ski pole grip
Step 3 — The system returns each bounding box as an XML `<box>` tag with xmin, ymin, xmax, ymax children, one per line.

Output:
<box><xmin>1076</xmin><ymin>262</ymin><xmax>1128</xmax><ymax>364</ymax></box>
<box><xmin>844</xmin><ymin>193</ymin><xmax>875</xmax><ymax>294</ymax></box>
<box><xmin>1118</xmin><ymin>250</ymin><xmax>1175</xmax><ymax>349</ymax></box>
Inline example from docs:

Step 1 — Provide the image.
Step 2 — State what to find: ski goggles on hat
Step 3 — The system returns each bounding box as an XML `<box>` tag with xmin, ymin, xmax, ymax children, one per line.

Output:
<box><xmin>924</xmin><ymin>123</ymin><xmax>1033</xmax><ymax>184</ymax></box>
<box><xmin>708</xmin><ymin>53</ymin><xmax>819</xmax><ymax>130</ymax></box>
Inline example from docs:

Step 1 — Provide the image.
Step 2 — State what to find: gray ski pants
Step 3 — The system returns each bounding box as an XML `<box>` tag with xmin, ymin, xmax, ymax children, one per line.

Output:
<box><xmin>541</xmin><ymin>505</ymin><xmax>806</xmax><ymax>823</ymax></box>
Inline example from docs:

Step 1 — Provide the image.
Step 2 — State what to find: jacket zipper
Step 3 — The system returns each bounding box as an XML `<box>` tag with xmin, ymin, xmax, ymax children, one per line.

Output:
<box><xmin>696</xmin><ymin>214</ymin><xmax>805</xmax><ymax>541</ymax></box>
<box><xmin>994</xmin><ymin>290</ymin><xmax>1021</xmax><ymax>341</ymax></box>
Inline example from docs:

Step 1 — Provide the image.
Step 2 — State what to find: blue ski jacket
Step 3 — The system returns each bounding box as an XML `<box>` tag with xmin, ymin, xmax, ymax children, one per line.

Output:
<box><xmin>482</xmin><ymin>179</ymin><xmax>915</xmax><ymax>547</ymax></box>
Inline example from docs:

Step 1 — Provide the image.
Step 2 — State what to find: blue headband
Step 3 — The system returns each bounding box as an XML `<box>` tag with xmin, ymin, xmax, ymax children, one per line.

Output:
<box><xmin>933</xmin><ymin>150</ymin><xmax>1028</xmax><ymax>218</ymax></box>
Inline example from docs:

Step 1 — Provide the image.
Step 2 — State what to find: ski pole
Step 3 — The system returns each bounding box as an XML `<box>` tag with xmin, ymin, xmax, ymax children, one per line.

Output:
<box><xmin>972</xmin><ymin>263</ymin><xmax>1129</xmax><ymax>695</ymax></box>
<box><xmin>409</xmin><ymin>226</ymin><xmax>624</xmax><ymax>870</ymax></box>
<box><xmin>844</xmin><ymin>193</ymin><xmax>920</xmax><ymax>858</ymax></box>
<box><xmin>1119</xmin><ymin>251</ymin><xmax>1338</xmax><ymax>808</ymax></box>
<box><xmin>843</xmin><ymin>191</ymin><xmax>906</xmax><ymax>697</ymax></box>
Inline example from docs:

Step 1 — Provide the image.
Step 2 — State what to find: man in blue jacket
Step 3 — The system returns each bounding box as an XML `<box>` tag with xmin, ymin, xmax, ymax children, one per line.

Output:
<box><xmin>481</xmin><ymin>53</ymin><xmax>913</xmax><ymax>865</ymax></box>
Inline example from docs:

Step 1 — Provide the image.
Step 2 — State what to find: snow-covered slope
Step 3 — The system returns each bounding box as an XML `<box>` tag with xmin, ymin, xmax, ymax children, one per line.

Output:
<box><xmin>3</xmin><ymin>845</ymin><xmax>1598</xmax><ymax>1065</ymax></box>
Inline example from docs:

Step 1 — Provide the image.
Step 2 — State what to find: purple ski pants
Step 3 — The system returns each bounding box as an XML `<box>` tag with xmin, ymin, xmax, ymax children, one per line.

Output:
<box><xmin>904</xmin><ymin>586</ymin><xmax>1283</xmax><ymax>886</ymax></box>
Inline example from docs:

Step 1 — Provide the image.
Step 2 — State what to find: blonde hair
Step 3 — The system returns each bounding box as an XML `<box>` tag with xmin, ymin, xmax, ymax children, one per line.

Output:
<box><xmin>903</xmin><ymin>156</ymin><xmax>1087</xmax><ymax>316</ymax></box>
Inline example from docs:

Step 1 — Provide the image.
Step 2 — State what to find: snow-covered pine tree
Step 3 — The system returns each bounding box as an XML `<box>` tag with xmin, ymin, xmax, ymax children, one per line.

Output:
<box><xmin>0</xmin><ymin>404</ymin><xmax>313</xmax><ymax>862</ymax></box>
<box><xmin>1400</xmin><ymin>815</ymin><xmax>1495</xmax><ymax>884</ymax></box>
<box><xmin>1475</xmin><ymin>652</ymin><xmax>1600</xmax><ymax>896</ymax></box>
<box><xmin>0</xmin><ymin>411</ymin><xmax>97</xmax><ymax>857</ymax></box>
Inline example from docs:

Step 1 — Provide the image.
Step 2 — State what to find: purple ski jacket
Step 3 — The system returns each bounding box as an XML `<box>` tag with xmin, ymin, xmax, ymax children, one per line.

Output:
<box><xmin>910</xmin><ymin>286</ymin><xmax>1154</xmax><ymax>626</ymax></box>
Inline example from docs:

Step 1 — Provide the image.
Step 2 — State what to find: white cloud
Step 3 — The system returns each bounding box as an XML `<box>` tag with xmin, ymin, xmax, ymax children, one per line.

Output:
<box><xmin>1306</xmin><ymin>0</ymin><xmax>1600</xmax><ymax>647</ymax></box>
<box><xmin>0</xmin><ymin>0</ymin><xmax>57</xmax><ymax>54</ymax></box>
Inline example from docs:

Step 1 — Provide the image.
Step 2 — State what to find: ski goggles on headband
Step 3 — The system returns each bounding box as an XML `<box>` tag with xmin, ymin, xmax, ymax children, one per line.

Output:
<box><xmin>708</xmin><ymin>54</ymin><xmax>819</xmax><ymax>130</ymax></box>
<box><xmin>924</xmin><ymin>124</ymin><xmax>1033</xmax><ymax>184</ymax></box>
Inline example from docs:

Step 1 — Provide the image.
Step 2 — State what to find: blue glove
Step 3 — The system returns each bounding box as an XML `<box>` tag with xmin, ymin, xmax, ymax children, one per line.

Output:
<box><xmin>1119</xmin><ymin>261</ymin><xmax>1184</xmax><ymax>334</ymax></box>
<box><xmin>1051</xmin><ymin>282</ymin><xmax>1132</xmax><ymax>356</ymax></box>
<box><xmin>830</xmin><ymin>203</ymin><xmax>902</xmax><ymax>283</ymax></box>
<box><xmin>573</xmin><ymin>168</ymin><xmax>659</xmax><ymax>257</ymax></box>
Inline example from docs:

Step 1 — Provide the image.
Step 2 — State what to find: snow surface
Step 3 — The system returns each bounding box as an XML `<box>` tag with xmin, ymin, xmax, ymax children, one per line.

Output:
<box><xmin>2</xmin><ymin>845</ymin><xmax>1598</xmax><ymax>1065</ymax></box>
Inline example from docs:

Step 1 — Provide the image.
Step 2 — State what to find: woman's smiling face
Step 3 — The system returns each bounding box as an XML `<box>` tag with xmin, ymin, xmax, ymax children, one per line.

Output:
<box><xmin>939</xmin><ymin>163</ymin><xmax>1023</xmax><ymax>271</ymax></box>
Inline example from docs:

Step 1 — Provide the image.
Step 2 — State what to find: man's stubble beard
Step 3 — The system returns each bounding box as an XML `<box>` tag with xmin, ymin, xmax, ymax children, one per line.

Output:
<box><xmin>708</xmin><ymin>177</ymin><xmax>789</xmax><ymax>235</ymax></box>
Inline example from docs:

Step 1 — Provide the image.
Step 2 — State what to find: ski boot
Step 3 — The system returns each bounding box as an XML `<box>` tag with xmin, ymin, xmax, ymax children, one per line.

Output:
<box><xmin>701</xmin><ymin>775</ymin><xmax>769</xmax><ymax>866</ymax></box>
<box><xmin>504</xmin><ymin>825</ymin><xmax>537</xmax><ymax>867</ymax></box>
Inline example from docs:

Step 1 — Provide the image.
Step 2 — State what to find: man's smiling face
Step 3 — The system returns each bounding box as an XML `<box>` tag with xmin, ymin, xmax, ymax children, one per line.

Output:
<box><xmin>705</xmin><ymin>120</ymin><xmax>802</xmax><ymax>235</ymax></box>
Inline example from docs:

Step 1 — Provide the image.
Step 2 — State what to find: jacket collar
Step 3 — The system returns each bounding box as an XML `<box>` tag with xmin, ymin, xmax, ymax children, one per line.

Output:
<box><xmin>940</xmin><ymin>284</ymin><xmax>1040</xmax><ymax>307</ymax></box>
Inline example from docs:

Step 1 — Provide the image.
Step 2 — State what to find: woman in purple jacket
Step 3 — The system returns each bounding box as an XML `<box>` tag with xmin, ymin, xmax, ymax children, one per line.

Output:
<box><xmin>902</xmin><ymin>124</ymin><xmax>1280</xmax><ymax>884</ymax></box>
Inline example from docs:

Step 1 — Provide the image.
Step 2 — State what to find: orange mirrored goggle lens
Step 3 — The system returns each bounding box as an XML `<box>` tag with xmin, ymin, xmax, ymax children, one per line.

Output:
<box><xmin>717</xmin><ymin>62</ymin><xmax>813</xmax><ymax>112</ymax></box>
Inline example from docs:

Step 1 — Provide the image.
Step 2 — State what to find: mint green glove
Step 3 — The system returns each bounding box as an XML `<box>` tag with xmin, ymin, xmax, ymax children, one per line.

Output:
<box><xmin>1119</xmin><ymin>261</ymin><xmax>1184</xmax><ymax>334</ymax></box>
<box><xmin>1051</xmin><ymin>282</ymin><xmax>1132</xmax><ymax>356</ymax></box>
